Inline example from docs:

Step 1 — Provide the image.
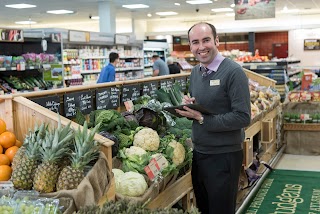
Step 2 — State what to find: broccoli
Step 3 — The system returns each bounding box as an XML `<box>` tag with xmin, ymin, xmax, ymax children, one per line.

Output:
<box><xmin>134</xmin><ymin>94</ymin><xmax>152</xmax><ymax>105</ymax></box>
<box><xmin>114</xmin><ymin>132</ymin><xmax>133</xmax><ymax>149</ymax></box>
<box><xmin>175</xmin><ymin>117</ymin><xmax>192</xmax><ymax>129</ymax></box>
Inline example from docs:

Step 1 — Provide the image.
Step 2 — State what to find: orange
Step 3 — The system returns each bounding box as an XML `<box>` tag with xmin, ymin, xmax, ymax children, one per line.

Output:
<box><xmin>0</xmin><ymin>145</ymin><xmax>2</xmax><ymax>154</ymax></box>
<box><xmin>0</xmin><ymin>119</ymin><xmax>6</xmax><ymax>135</ymax></box>
<box><xmin>0</xmin><ymin>165</ymin><xmax>12</xmax><ymax>181</ymax></box>
<box><xmin>5</xmin><ymin>146</ymin><xmax>19</xmax><ymax>163</ymax></box>
<box><xmin>0</xmin><ymin>131</ymin><xmax>16</xmax><ymax>149</ymax></box>
<box><xmin>0</xmin><ymin>154</ymin><xmax>10</xmax><ymax>166</ymax></box>
<box><xmin>15</xmin><ymin>139</ymin><xmax>23</xmax><ymax>148</ymax></box>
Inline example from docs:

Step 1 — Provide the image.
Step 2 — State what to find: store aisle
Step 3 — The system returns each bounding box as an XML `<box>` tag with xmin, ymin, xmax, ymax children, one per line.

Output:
<box><xmin>275</xmin><ymin>154</ymin><xmax>320</xmax><ymax>172</ymax></box>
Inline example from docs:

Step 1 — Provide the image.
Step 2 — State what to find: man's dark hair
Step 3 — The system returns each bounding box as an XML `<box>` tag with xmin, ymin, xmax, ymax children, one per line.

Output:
<box><xmin>152</xmin><ymin>55</ymin><xmax>159</xmax><ymax>59</ymax></box>
<box><xmin>109</xmin><ymin>52</ymin><xmax>119</xmax><ymax>63</ymax></box>
<box><xmin>187</xmin><ymin>22</ymin><xmax>217</xmax><ymax>42</ymax></box>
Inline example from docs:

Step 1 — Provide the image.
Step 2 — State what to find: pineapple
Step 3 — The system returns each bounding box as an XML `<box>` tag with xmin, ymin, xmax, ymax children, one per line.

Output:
<box><xmin>56</xmin><ymin>121</ymin><xmax>100</xmax><ymax>191</ymax></box>
<box><xmin>11</xmin><ymin>124</ymin><xmax>48</xmax><ymax>190</ymax></box>
<box><xmin>33</xmin><ymin>120</ymin><xmax>74</xmax><ymax>193</ymax></box>
<box><xmin>11</xmin><ymin>124</ymin><xmax>47</xmax><ymax>171</ymax></box>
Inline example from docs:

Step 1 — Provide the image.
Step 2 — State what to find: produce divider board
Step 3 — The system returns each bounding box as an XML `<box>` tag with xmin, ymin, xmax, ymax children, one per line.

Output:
<box><xmin>174</xmin><ymin>77</ymin><xmax>187</xmax><ymax>92</ymax></box>
<box><xmin>142</xmin><ymin>81</ymin><xmax>158</xmax><ymax>98</ymax></box>
<box><xmin>31</xmin><ymin>95</ymin><xmax>61</xmax><ymax>114</ymax></box>
<box><xmin>96</xmin><ymin>87</ymin><xmax>120</xmax><ymax>110</ymax></box>
<box><xmin>121</xmin><ymin>84</ymin><xmax>141</xmax><ymax>102</ymax></box>
<box><xmin>63</xmin><ymin>90</ymin><xmax>93</xmax><ymax>118</ymax></box>
<box><xmin>160</xmin><ymin>79</ymin><xmax>174</xmax><ymax>89</ymax></box>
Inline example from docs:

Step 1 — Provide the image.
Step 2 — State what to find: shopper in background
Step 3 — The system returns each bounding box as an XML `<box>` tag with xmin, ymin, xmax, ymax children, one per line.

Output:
<box><xmin>175</xmin><ymin>22</ymin><xmax>251</xmax><ymax>214</ymax></box>
<box><xmin>97</xmin><ymin>52</ymin><xmax>119</xmax><ymax>83</ymax></box>
<box><xmin>167</xmin><ymin>57</ymin><xmax>181</xmax><ymax>74</ymax></box>
<box><xmin>152</xmin><ymin>55</ymin><xmax>169</xmax><ymax>76</ymax></box>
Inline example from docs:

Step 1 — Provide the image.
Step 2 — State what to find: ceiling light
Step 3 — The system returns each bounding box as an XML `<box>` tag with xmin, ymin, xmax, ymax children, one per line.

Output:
<box><xmin>230</xmin><ymin>3</ymin><xmax>235</xmax><ymax>7</ymax></box>
<box><xmin>156</xmin><ymin>11</ymin><xmax>178</xmax><ymax>16</ymax></box>
<box><xmin>147</xmin><ymin>13</ymin><xmax>152</xmax><ymax>17</ymax></box>
<box><xmin>175</xmin><ymin>3</ymin><xmax>181</xmax><ymax>6</ymax></box>
<box><xmin>5</xmin><ymin>3</ymin><xmax>36</xmax><ymax>9</ymax></box>
<box><xmin>90</xmin><ymin>16</ymin><xmax>99</xmax><ymax>20</ymax></box>
<box><xmin>47</xmin><ymin>10</ymin><xmax>74</xmax><ymax>14</ymax></box>
<box><xmin>225</xmin><ymin>13</ymin><xmax>235</xmax><ymax>16</ymax></box>
<box><xmin>122</xmin><ymin>4</ymin><xmax>149</xmax><ymax>9</ymax></box>
<box><xmin>15</xmin><ymin>20</ymin><xmax>37</xmax><ymax>25</ymax></box>
<box><xmin>211</xmin><ymin>8</ymin><xmax>233</xmax><ymax>12</ymax></box>
<box><xmin>186</xmin><ymin>0</ymin><xmax>213</xmax><ymax>5</ymax></box>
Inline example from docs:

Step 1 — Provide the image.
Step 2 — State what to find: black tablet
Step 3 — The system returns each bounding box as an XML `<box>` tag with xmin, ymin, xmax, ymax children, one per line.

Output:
<box><xmin>164</xmin><ymin>104</ymin><xmax>211</xmax><ymax>117</ymax></box>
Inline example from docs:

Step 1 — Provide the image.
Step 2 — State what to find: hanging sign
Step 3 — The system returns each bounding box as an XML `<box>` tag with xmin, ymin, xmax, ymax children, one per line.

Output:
<box><xmin>0</xmin><ymin>29</ymin><xmax>24</xmax><ymax>42</ymax></box>
<box><xmin>69</xmin><ymin>30</ymin><xmax>90</xmax><ymax>42</ymax></box>
<box><xmin>234</xmin><ymin>0</ymin><xmax>276</xmax><ymax>20</ymax></box>
<box><xmin>304</xmin><ymin>39</ymin><xmax>320</xmax><ymax>50</ymax></box>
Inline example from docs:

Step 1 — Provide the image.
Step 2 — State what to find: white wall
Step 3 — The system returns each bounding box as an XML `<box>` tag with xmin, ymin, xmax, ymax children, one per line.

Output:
<box><xmin>289</xmin><ymin>28</ymin><xmax>320</xmax><ymax>66</ymax></box>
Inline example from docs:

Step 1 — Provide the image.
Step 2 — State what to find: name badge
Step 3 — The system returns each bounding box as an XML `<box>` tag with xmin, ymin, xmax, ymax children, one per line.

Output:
<box><xmin>210</xmin><ymin>79</ymin><xmax>220</xmax><ymax>86</ymax></box>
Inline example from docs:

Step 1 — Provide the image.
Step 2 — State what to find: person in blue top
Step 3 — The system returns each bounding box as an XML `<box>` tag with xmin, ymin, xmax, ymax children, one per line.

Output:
<box><xmin>97</xmin><ymin>52</ymin><xmax>119</xmax><ymax>83</ymax></box>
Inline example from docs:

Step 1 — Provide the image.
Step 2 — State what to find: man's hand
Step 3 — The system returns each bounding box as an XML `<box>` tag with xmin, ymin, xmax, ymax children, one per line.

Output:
<box><xmin>182</xmin><ymin>95</ymin><xmax>195</xmax><ymax>104</ymax></box>
<box><xmin>175</xmin><ymin>106</ymin><xmax>202</xmax><ymax>121</ymax></box>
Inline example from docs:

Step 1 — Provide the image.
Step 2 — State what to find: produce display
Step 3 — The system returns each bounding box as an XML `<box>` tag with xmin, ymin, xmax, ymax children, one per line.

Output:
<box><xmin>287</xmin><ymin>90</ymin><xmax>320</xmax><ymax>102</ymax></box>
<box><xmin>76</xmin><ymin>199</ymin><xmax>200</xmax><ymax>214</ymax></box>
<box><xmin>75</xmin><ymin>84</ymin><xmax>193</xmax><ymax>201</ymax></box>
<box><xmin>0</xmin><ymin>192</ymin><xmax>60</xmax><ymax>214</ymax></box>
<box><xmin>249</xmin><ymin>79</ymin><xmax>281</xmax><ymax>119</ymax></box>
<box><xmin>0</xmin><ymin>119</ymin><xmax>21</xmax><ymax>182</ymax></box>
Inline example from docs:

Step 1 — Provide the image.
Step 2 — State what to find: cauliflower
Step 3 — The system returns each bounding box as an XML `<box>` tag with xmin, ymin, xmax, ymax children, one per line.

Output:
<box><xmin>125</xmin><ymin>146</ymin><xmax>147</xmax><ymax>158</ymax></box>
<box><xmin>167</xmin><ymin>140</ymin><xmax>186</xmax><ymax>166</ymax></box>
<box><xmin>133</xmin><ymin>127</ymin><xmax>160</xmax><ymax>151</ymax></box>
<box><xmin>112</xmin><ymin>168</ymin><xmax>124</xmax><ymax>192</ymax></box>
<box><xmin>117</xmin><ymin>171</ymin><xmax>148</xmax><ymax>197</ymax></box>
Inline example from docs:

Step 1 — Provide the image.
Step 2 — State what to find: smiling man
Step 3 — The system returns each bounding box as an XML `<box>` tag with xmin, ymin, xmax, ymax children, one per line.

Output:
<box><xmin>175</xmin><ymin>22</ymin><xmax>251</xmax><ymax>214</ymax></box>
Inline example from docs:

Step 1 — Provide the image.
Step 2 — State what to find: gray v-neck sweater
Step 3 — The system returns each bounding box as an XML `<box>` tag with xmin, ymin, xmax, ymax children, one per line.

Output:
<box><xmin>189</xmin><ymin>58</ymin><xmax>251</xmax><ymax>154</ymax></box>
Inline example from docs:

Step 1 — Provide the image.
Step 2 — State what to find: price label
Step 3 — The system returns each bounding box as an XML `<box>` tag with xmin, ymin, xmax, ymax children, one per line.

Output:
<box><xmin>144</xmin><ymin>155</ymin><xmax>168</xmax><ymax>181</ymax></box>
<box><xmin>144</xmin><ymin>158</ymin><xmax>160</xmax><ymax>181</ymax></box>
<box><xmin>124</xmin><ymin>100</ymin><xmax>134</xmax><ymax>113</ymax></box>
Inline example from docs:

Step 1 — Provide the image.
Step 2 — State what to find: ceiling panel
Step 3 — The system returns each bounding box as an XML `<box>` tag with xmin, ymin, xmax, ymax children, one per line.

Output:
<box><xmin>0</xmin><ymin>0</ymin><xmax>319</xmax><ymax>29</ymax></box>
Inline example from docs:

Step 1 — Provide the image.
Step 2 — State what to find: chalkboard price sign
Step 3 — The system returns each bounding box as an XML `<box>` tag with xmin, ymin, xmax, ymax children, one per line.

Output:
<box><xmin>175</xmin><ymin>77</ymin><xmax>187</xmax><ymax>92</ymax></box>
<box><xmin>96</xmin><ymin>87</ymin><xmax>119</xmax><ymax>110</ymax></box>
<box><xmin>64</xmin><ymin>91</ymin><xmax>93</xmax><ymax>118</ymax></box>
<box><xmin>121</xmin><ymin>84</ymin><xmax>141</xmax><ymax>103</ymax></box>
<box><xmin>160</xmin><ymin>79</ymin><xmax>174</xmax><ymax>89</ymax></box>
<box><xmin>31</xmin><ymin>95</ymin><xmax>61</xmax><ymax>113</ymax></box>
<box><xmin>142</xmin><ymin>81</ymin><xmax>158</xmax><ymax>97</ymax></box>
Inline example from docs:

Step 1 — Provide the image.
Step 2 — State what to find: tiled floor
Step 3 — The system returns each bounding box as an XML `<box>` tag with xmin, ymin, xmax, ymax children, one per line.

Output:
<box><xmin>275</xmin><ymin>154</ymin><xmax>320</xmax><ymax>172</ymax></box>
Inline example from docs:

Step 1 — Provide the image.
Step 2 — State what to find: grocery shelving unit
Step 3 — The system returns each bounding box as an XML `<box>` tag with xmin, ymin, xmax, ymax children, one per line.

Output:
<box><xmin>241</xmin><ymin>60</ymin><xmax>301</xmax><ymax>101</ymax></box>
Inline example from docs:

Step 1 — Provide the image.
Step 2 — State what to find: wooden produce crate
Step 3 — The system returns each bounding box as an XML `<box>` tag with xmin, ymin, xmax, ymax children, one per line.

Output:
<box><xmin>283</xmin><ymin>123</ymin><xmax>320</xmax><ymax>131</ymax></box>
<box><xmin>0</xmin><ymin>96</ymin><xmax>115</xmax><ymax>211</ymax></box>
<box><xmin>243</xmin><ymin>68</ymin><xmax>276</xmax><ymax>88</ymax></box>
<box><xmin>243</xmin><ymin>137</ymin><xmax>254</xmax><ymax>167</ymax></box>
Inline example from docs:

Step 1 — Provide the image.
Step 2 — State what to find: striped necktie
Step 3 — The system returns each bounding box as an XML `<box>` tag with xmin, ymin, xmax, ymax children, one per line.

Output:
<box><xmin>201</xmin><ymin>66</ymin><xmax>211</xmax><ymax>77</ymax></box>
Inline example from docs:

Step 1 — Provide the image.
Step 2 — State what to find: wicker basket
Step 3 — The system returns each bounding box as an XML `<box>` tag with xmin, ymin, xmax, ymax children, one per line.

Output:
<box><xmin>283</xmin><ymin>123</ymin><xmax>320</xmax><ymax>131</ymax></box>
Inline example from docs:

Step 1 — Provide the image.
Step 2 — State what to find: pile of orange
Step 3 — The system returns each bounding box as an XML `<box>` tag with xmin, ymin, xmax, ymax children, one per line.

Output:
<box><xmin>0</xmin><ymin>118</ymin><xmax>21</xmax><ymax>181</ymax></box>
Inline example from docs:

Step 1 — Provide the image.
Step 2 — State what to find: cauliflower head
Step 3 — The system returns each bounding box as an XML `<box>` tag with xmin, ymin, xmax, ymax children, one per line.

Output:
<box><xmin>133</xmin><ymin>127</ymin><xmax>160</xmax><ymax>151</ymax></box>
<box><xmin>167</xmin><ymin>140</ymin><xmax>186</xmax><ymax>166</ymax></box>
<box><xmin>112</xmin><ymin>168</ymin><xmax>124</xmax><ymax>192</ymax></box>
<box><xmin>125</xmin><ymin>146</ymin><xmax>147</xmax><ymax>158</ymax></box>
<box><xmin>117</xmin><ymin>171</ymin><xmax>148</xmax><ymax>197</ymax></box>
